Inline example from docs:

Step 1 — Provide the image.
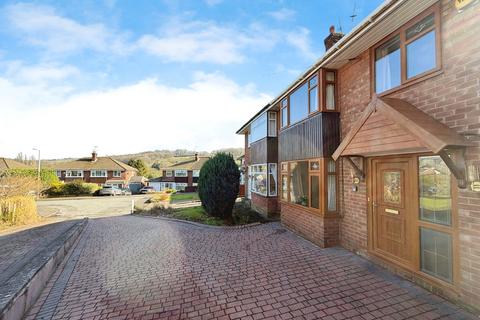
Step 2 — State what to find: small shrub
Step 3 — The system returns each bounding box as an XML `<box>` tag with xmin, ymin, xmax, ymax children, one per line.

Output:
<box><xmin>198</xmin><ymin>153</ymin><xmax>239</xmax><ymax>220</ymax></box>
<box><xmin>0</xmin><ymin>196</ymin><xmax>40</xmax><ymax>226</ymax></box>
<box><xmin>45</xmin><ymin>181</ymin><xmax>100</xmax><ymax>197</ymax></box>
<box><xmin>148</xmin><ymin>193</ymin><xmax>170</xmax><ymax>203</ymax></box>
<box><xmin>165</xmin><ymin>189</ymin><xmax>176</xmax><ymax>194</ymax></box>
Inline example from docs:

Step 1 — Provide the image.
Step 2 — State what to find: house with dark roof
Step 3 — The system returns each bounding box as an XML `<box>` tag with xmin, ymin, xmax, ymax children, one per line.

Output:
<box><xmin>148</xmin><ymin>153</ymin><xmax>209</xmax><ymax>192</ymax></box>
<box><xmin>0</xmin><ymin>158</ymin><xmax>32</xmax><ymax>172</ymax></box>
<box><xmin>48</xmin><ymin>151</ymin><xmax>138</xmax><ymax>188</ymax></box>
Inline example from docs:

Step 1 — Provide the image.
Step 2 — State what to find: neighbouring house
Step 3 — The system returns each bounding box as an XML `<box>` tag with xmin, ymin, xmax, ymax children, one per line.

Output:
<box><xmin>49</xmin><ymin>151</ymin><xmax>138</xmax><ymax>188</ymax></box>
<box><xmin>148</xmin><ymin>154</ymin><xmax>208</xmax><ymax>192</ymax></box>
<box><xmin>128</xmin><ymin>176</ymin><xmax>148</xmax><ymax>194</ymax></box>
<box><xmin>0</xmin><ymin>158</ymin><xmax>32</xmax><ymax>172</ymax></box>
<box><xmin>237</xmin><ymin>0</ymin><xmax>480</xmax><ymax>312</ymax></box>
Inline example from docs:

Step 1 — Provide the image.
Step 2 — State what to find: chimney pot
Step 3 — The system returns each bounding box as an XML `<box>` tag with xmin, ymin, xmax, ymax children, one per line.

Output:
<box><xmin>92</xmin><ymin>151</ymin><xmax>97</xmax><ymax>162</ymax></box>
<box><xmin>324</xmin><ymin>25</ymin><xmax>344</xmax><ymax>51</ymax></box>
<box><xmin>195</xmin><ymin>153</ymin><xmax>199</xmax><ymax>161</ymax></box>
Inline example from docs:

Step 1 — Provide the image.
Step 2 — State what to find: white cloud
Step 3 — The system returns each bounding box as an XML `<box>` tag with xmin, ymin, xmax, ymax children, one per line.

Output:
<box><xmin>268</xmin><ymin>8</ymin><xmax>296</xmax><ymax>21</ymax></box>
<box><xmin>286</xmin><ymin>27</ymin><xmax>317</xmax><ymax>60</ymax></box>
<box><xmin>138</xmin><ymin>20</ymin><xmax>279</xmax><ymax>64</ymax></box>
<box><xmin>3</xmin><ymin>61</ymin><xmax>79</xmax><ymax>84</ymax></box>
<box><xmin>4</xmin><ymin>3</ymin><xmax>130</xmax><ymax>55</ymax></box>
<box><xmin>0</xmin><ymin>73</ymin><xmax>270</xmax><ymax>159</ymax></box>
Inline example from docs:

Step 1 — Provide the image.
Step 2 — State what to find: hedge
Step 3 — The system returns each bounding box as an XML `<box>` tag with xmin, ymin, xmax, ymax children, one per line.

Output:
<box><xmin>0</xmin><ymin>196</ymin><xmax>40</xmax><ymax>226</ymax></box>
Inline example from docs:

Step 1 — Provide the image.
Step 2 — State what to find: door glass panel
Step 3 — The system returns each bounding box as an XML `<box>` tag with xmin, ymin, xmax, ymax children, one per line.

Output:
<box><xmin>310</xmin><ymin>161</ymin><xmax>320</xmax><ymax>171</ymax></box>
<box><xmin>383</xmin><ymin>171</ymin><xmax>401</xmax><ymax>204</ymax></box>
<box><xmin>310</xmin><ymin>176</ymin><xmax>319</xmax><ymax>209</ymax></box>
<box><xmin>281</xmin><ymin>175</ymin><xmax>288</xmax><ymax>200</ymax></box>
<box><xmin>420</xmin><ymin>227</ymin><xmax>453</xmax><ymax>283</ymax></box>
<box><xmin>419</xmin><ymin>156</ymin><xmax>452</xmax><ymax>226</ymax></box>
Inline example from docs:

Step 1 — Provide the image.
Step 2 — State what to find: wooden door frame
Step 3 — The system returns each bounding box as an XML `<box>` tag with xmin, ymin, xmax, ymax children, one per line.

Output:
<box><xmin>367</xmin><ymin>153</ymin><xmax>461</xmax><ymax>292</ymax></box>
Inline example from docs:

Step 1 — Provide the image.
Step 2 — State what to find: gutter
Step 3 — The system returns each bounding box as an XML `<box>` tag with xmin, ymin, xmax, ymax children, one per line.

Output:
<box><xmin>236</xmin><ymin>0</ymin><xmax>405</xmax><ymax>134</ymax></box>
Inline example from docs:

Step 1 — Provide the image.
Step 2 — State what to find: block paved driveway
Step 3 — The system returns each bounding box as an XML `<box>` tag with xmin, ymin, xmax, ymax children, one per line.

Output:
<box><xmin>27</xmin><ymin>216</ymin><xmax>475</xmax><ymax>320</ymax></box>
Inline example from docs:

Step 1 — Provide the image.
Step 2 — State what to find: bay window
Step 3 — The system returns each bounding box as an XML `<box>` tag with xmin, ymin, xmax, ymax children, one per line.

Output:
<box><xmin>374</xmin><ymin>4</ymin><xmax>440</xmax><ymax>94</ymax></box>
<box><xmin>249</xmin><ymin>163</ymin><xmax>277</xmax><ymax>197</ymax></box>
<box><xmin>280</xmin><ymin>158</ymin><xmax>337</xmax><ymax>213</ymax></box>
<box><xmin>289</xmin><ymin>83</ymin><xmax>309</xmax><ymax>125</ymax></box>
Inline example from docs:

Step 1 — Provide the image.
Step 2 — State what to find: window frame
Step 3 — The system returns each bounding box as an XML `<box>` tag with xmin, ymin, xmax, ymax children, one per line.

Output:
<box><xmin>267</xmin><ymin>111</ymin><xmax>277</xmax><ymax>137</ymax></box>
<box><xmin>249</xmin><ymin>163</ymin><xmax>276</xmax><ymax>197</ymax></box>
<box><xmin>308</xmin><ymin>75</ymin><xmax>319</xmax><ymax>114</ymax></box>
<box><xmin>321</xmin><ymin>69</ymin><xmax>338</xmax><ymax>112</ymax></box>
<box><xmin>371</xmin><ymin>3</ymin><xmax>442</xmax><ymax>96</ymax></box>
<box><xmin>66</xmin><ymin>170</ymin><xmax>83</xmax><ymax>178</ymax></box>
<box><xmin>90</xmin><ymin>169</ymin><xmax>107</xmax><ymax>177</ymax></box>
<box><xmin>174</xmin><ymin>169</ymin><xmax>188</xmax><ymax>177</ymax></box>
<box><xmin>279</xmin><ymin>158</ymin><xmax>338</xmax><ymax>215</ymax></box>
<box><xmin>112</xmin><ymin>170</ymin><xmax>122</xmax><ymax>177</ymax></box>
<box><xmin>280</xmin><ymin>98</ymin><xmax>289</xmax><ymax>128</ymax></box>
<box><xmin>192</xmin><ymin>170</ymin><xmax>200</xmax><ymax>177</ymax></box>
<box><xmin>165</xmin><ymin>170</ymin><xmax>173</xmax><ymax>177</ymax></box>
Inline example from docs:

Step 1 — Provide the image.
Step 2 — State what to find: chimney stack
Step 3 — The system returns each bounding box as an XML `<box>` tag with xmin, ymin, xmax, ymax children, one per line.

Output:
<box><xmin>324</xmin><ymin>25</ymin><xmax>344</xmax><ymax>51</ymax></box>
<box><xmin>92</xmin><ymin>150</ymin><xmax>98</xmax><ymax>162</ymax></box>
<box><xmin>194</xmin><ymin>153</ymin><xmax>199</xmax><ymax>161</ymax></box>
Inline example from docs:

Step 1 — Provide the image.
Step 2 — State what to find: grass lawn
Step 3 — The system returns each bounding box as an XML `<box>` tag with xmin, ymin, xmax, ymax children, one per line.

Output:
<box><xmin>171</xmin><ymin>206</ymin><xmax>224</xmax><ymax>226</ymax></box>
<box><xmin>170</xmin><ymin>192</ymin><xmax>200</xmax><ymax>203</ymax></box>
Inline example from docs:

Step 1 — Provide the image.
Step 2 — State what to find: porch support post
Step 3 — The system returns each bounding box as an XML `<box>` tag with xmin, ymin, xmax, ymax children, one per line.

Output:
<box><xmin>438</xmin><ymin>148</ymin><xmax>467</xmax><ymax>189</ymax></box>
<box><xmin>345</xmin><ymin>156</ymin><xmax>365</xmax><ymax>181</ymax></box>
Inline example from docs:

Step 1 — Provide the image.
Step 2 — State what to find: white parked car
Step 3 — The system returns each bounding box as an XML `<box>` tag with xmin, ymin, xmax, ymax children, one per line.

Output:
<box><xmin>99</xmin><ymin>185</ymin><xmax>122</xmax><ymax>196</ymax></box>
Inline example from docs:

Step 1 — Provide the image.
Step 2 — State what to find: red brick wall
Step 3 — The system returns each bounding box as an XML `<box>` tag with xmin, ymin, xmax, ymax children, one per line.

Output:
<box><xmin>337</xmin><ymin>1</ymin><xmax>480</xmax><ymax>308</ymax></box>
<box><xmin>251</xmin><ymin>192</ymin><xmax>278</xmax><ymax>217</ymax></box>
<box><xmin>281</xmin><ymin>203</ymin><xmax>339</xmax><ymax>248</ymax></box>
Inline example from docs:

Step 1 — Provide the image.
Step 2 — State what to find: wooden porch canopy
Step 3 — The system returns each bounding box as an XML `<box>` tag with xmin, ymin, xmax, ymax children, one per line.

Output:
<box><xmin>332</xmin><ymin>97</ymin><xmax>473</xmax><ymax>188</ymax></box>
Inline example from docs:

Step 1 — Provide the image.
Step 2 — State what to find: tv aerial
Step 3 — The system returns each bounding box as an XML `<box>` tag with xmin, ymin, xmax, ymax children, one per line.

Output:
<box><xmin>350</xmin><ymin>0</ymin><xmax>357</xmax><ymax>22</ymax></box>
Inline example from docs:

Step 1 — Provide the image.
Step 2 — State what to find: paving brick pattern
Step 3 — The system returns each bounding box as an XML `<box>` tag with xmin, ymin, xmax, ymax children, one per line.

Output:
<box><xmin>27</xmin><ymin>216</ymin><xmax>475</xmax><ymax>320</ymax></box>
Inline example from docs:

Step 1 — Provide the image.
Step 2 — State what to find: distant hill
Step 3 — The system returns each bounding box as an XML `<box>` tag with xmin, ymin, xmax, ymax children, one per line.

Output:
<box><xmin>43</xmin><ymin>148</ymin><xmax>244</xmax><ymax>178</ymax></box>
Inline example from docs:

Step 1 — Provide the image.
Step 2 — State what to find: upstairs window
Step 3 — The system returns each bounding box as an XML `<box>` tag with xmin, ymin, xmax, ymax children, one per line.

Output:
<box><xmin>66</xmin><ymin>170</ymin><xmax>83</xmax><ymax>177</ymax></box>
<box><xmin>175</xmin><ymin>170</ymin><xmax>188</xmax><ymax>177</ymax></box>
<box><xmin>112</xmin><ymin>170</ymin><xmax>121</xmax><ymax>177</ymax></box>
<box><xmin>250</xmin><ymin>113</ymin><xmax>267</xmax><ymax>144</ymax></box>
<box><xmin>55</xmin><ymin>170</ymin><xmax>62</xmax><ymax>177</ymax></box>
<box><xmin>165</xmin><ymin>170</ymin><xmax>173</xmax><ymax>177</ymax></box>
<box><xmin>289</xmin><ymin>82</ymin><xmax>309</xmax><ymax>125</ymax></box>
<box><xmin>281</xmin><ymin>98</ymin><xmax>288</xmax><ymax>128</ymax></box>
<box><xmin>308</xmin><ymin>75</ymin><xmax>318</xmax><ymax>113</ymax></box>
<box><xmin>374</xmin><ymin>4</ymin><xmax>440</xmax><ymax>94</ymax></box>
<box><xmin>268</xmin><ymin>112</ymin><xmax>277</xmax><ymax>137</ymax></box>
<box><xmin>192</xmin><ymin>170</ymin><xmax>200</xmax><ymax>177</ymax></box>
<box><xmin>91</xmin><ymin>170</ymin><xmax>107</xmax><ymax>177</ymax></box>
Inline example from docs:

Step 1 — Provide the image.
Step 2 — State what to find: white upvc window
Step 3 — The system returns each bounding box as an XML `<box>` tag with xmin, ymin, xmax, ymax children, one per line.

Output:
<box><xmin>55</xmin><ymin>170</ymin><xmax>62</xmax><ymax>177</ymax></box>
<box><xmin>249</xmin><ymin>163</ymin><xmax>277</xmax><ymax>197</ymax></box>
<box><xmin>90</xmin><ymin>170</ymin><xmax>107</xmax><ymax>177</ymax></box>
<box><xmin>175</xmin><ymin>169</ymin><xmax>188</xmax><ymax>177</ymax></box>
<box><xmin>192</xmin><ymin>170</ymin><xmax>200</xmax><ymax>177</ymax></box>
<box><xmin>165</xmin><ymin>170</ymin><xmax>173</xmax><ymax>177</ymax></box>
<box><xmin>176</xmin><ymin>183</ymin><xmax>188</xmax><ymax>191</ymax></box>
<box><xmin>112</xmin><ymin>170</ymin><xmax>122</xmax><ymax>177</ymax></box>
<box><xmin>66</xmin><ymin>170</ymin><xmax>83</xmax><ymax>177</ymax></box>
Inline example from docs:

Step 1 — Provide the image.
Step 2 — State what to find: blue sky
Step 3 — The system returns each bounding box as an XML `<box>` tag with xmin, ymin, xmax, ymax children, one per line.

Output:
<box><xmin>0</xmin><ymin>0</ymin><xmax>383</xmax><ymax>159</ymax></box>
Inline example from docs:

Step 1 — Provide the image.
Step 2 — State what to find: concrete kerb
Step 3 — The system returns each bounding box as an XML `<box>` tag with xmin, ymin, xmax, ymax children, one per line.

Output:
<box><xmin>131</xmin><ymin>213</ymin><xmax>264</xmax><ymax>229</ymax></box>
<box><xmin>0</xmin><ymin>218</ymin><xmax>88</xmax><ymax>320</ymax></box>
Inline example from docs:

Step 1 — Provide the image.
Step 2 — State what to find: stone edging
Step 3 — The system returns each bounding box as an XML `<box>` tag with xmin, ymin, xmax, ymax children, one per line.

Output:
<box><xmin>0</xmin><ymin>218</ymin><xmax>88</xmax><ymax>320</ymax></box>
<box><xmin>131</xmin><ymin>214</ymin><xmax>263</xmax><ymax>229</ymax></box>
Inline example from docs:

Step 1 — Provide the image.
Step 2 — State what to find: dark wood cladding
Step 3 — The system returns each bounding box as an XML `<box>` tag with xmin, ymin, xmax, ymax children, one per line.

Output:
<box><xmin>249</xmin><ymin>137</ymin><xmax>278</xmax><ymax>164</ymax></box>
<box><xmin>279</xmin><ymin>112</ymin><xmax>339</xmax><ymax>161</ymax></box>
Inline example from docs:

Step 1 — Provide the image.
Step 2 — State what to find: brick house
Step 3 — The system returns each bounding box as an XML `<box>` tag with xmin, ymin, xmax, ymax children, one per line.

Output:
<box><xmin>237</xmin><ymin>0</ymin><xmax>480</xmax><ymax>312</ymax></box>
<box><xmin>148</xmin><ymin>154</ymin><xmax>208</xmax><ymax>192</ymax></box>
<box><xmin>50</xmin><ymin>151</ymin><xmax>138</xmax><ymax>188</ymax></box>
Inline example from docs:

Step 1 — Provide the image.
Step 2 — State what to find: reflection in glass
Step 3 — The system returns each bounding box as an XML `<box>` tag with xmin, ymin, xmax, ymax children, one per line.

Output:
<box><xmin>406</xmin><ymin>13</ymin><xmax>435</xmax><ymax>40</ymax></box>
<box><xmin>309</xmin><ymin>87</ymin><xmax>318</xmax><ymax>112</ymax></box>
<box><xmin>375</xmin><ymin>35</ymin><xmax>401</xmax><ymax>93</ymax></box>
<box><xmin>290</xmin><ymin>83</ymin><xmax>309</xmax><ymax>124</ymax></box>
<box><xmin>310</xmin><ymin>161</ymin><xmax>320</xmax><ymax>171</ymax></box>
<box><xmin>407</xmin><ymin>30</ymin><xmax>436</xmax><ymax>78</ymax></box>
<box><xmin>420</xmin><ymin>227</ymin><xmax>453</xmax><ymax>282</ymax></box>
<box><xmin>419</xmin><ymin>156</ymin><xmax>452</xmax><ymax>226</ymax></box>
<box><xmin>327</xmin><ymin>160</ymin><xmax>336</xmax><ymax>173</ymax></box>
<box><xmin>310</xmin><ymin>176</ymin><xmax>320</xmax><ymax>209</ymax></box>
<box><xmin>309</xmin><ymin>75</ymin><xmax>318</xmax><ymax>87</ymax></box>
<box><xmin>281</xmin><ymin>107</ymin><xmax>288</xmax><ymax>128</ymax></box>
<box><xmin>268</xmin><ymin>163</ymin><xmax>277</xmax><ymax>196</ymax></box>
<box><xmin>290</xmin><ymin>161</ymin><xmax>309</xmax><ymax>206</ymax></box>
<box><xmin>383</xmin><ymin>171</ymin><xmax>401</xmax><ymax>204</ymax></box>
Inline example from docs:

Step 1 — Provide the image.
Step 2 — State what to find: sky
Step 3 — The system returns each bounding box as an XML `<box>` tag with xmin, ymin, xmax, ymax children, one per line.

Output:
<box><xmin>0</xmin><ymin>0</ymin><xmax>383</xmax><ymax>159</ymax></box>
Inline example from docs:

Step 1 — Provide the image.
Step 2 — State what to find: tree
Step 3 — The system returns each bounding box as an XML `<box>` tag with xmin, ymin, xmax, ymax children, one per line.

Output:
<box><xmin>198</xmin><ymin>153</ymin><xmax>240</xmax><ymax>220</ymax></box>
<box><xmin>127</xmin><ymin>159</ymin><xmax>148</xmax><ymax>177</ymax></box>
